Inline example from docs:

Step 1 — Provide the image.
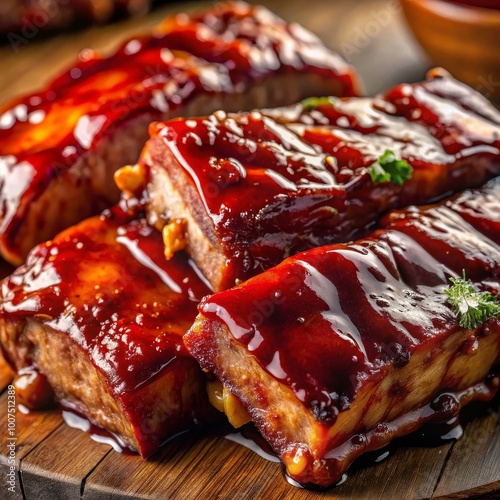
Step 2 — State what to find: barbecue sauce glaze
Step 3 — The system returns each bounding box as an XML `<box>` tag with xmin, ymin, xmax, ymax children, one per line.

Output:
<box><xmin>1</xmin><ymin>206</ymin><xmax>211</xmax><ymax>392</ymax></box>
<box><xmin>196</xmin><ymin>179</ymin><xmax>500</xmax><ymax>422</ymax></box>
<box><xmin>187</xmin><ymin>179</ymin><xmax>500</xmax><ymax>484</ymax></box>
<box><xmin>0</xmin><ymin>205</ymin><xmax>214</xmax><ymax>455</ymax></box>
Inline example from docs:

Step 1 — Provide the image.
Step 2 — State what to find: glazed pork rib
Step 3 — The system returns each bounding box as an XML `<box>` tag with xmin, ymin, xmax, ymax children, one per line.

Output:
<box><xmin>0</xmin><ymin>1</ymin><xmax>358</xmax><ymax>266</ymax></box>
<box><xmin>0</xmin><ymin>0</ymin><xmax>151</xmax><ymax>35</ymax></box>
<box><xmin>184</xmin><ymin>177</ymin><xmax>500</xmax><ymax>487</ymax></box>
<box><xmin>0</xmin><ymin>208</ymin><xmax>216</xmax><ymax>457</ymax></box>
<box><xmin>136</xmin><ymin>70</ymin><xmax>500</xmax><ymax>291</ymax></box>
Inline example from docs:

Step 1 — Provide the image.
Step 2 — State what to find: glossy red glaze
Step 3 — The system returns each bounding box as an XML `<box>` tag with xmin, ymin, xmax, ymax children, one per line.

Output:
<box><xmin>0</xmin><ymin>206</ymin><xmax>211</xmax><ymax>396</ymax></box>
<box><xmin>0</xmin><ymin>0</ymin><xmax>151</xmax><ymax>34</ymax></box>
<box><xmin>195</xmin><ymin>178</ymin><xmax>500</xmax><ymax>420</ymax></box>
<box><xmin>150</xmin><ymin>71</ymin><xmax>500</xmax><ymax>289</ymax></box>
<box><xmin>0</xmin><ymin>1</ymin><xmax>357</xmax><ymax>264</ymax></box>
<box><xmin>445</xmin><ymin>0</ymin><xmax>500</xmax><ymax>10</ymax></box>
<box><xmin>13</xmin><ymin>367</ymin><xmax>55</xmax><ymax>410</ymax></box>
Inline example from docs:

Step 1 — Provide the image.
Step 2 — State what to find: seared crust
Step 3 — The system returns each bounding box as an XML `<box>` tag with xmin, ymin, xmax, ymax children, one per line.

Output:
<box><xmin>0</xmin><ymin>1</ymin><xmax>358</xmax><ymax>265</ymax></box>
<box><xmin>188</xmin><ymin>317</ymin><xmax>500</xmax><ymax>485</ymax></box>
<box><xmin>145</xmin><ymin>131</ymin><xmax>227</xmax><ymax>289</ymax></box>
<box><xmin>141</xmin><ymin>71</ymin><xmax>500</xmax><ymax>291</ymax></box>
<box><xmin>0</xmin><ymin>209</ymin><xmax>216</xmax><ymax>457</ymax></box>
<box><xmin>184</xmin><ymin>179</ymin><xmax>500</xmax><ymax>486</ymax></box>
<box><xmin>2</xmin><ymin>319</ymin><xmax>140</xmax><ymax>451</ymax></box>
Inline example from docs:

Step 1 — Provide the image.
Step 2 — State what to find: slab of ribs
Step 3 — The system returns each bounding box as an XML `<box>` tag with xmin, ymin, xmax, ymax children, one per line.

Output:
<box><xmin>0</xmin><ymin>0</ymin><xmax>358</xmax><ymax>265</ymax></box>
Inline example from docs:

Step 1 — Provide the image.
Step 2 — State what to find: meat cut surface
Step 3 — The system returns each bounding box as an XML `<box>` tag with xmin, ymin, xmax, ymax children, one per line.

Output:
<box><xmin>0</xmin><ymin>1</ymin><xmax>358</xmax><ymax>265</ymax></box>
<box><xmin>139</xmin><ymin>70</ymin><xmax>500</xmax><ymax>291</ymax></box>
<box><xmin>184</xmin><ymin>178</ymin><xmax>500</xmax><ymax>486</ymax></box>
<box><xmin>0</xmin><ymin>207</ymin><xmax>215</xmax><ymax>457</ymax></box>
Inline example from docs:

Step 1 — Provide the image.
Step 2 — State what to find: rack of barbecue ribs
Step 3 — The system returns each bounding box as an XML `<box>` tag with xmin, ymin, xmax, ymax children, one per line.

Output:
<box><xmin>184</xmin><ymin>177</ymin><xmax>500</xmax><ymax>487</ymax></box>
<box><xmin>130</xmin><ymin>69</ymin><xmax>500</xmax><ymax>291</ymax></box>
<box><xmin>0</xmin><ymin>1</ymin><xmax>358</xmax><ymax>266</ymax></box>
<box><xmin>0</xmin><ymin>206</ymin><xmax>218</xmax><ymax>457</ymax></box>
<box><xmin>0</xmin><ymin>0</ymin><xmax>152</xmax><ymax>35</ymax></box>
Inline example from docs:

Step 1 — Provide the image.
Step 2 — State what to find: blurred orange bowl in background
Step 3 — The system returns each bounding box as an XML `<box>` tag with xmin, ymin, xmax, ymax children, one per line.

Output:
<box><xmin>400</xmin><ymin>0</ymin><xmax>500</xmax><ymax>99</ymax></box>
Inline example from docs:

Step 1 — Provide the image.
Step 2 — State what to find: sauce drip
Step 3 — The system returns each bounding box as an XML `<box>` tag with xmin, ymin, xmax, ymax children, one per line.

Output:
<box><xmin>0</xmin><ymin>1</ymin><xmax>357</xmax><ymax>259</ymax></box>
<box><xmin>225</xmin><ymin>427</ymin><xmax>281</xmax><ymax>463</ymax></box>
<box><xmin>198</xmin><ymin>178</ymin><xmax>500</xmax><ymax>422</ymax></box>
<box><xmin>62</xmin><ymin>409</ymin><xmax>133</xmax><ymax>454</ymax></box>
<box><xmin>0</xmin><ymin>205</ymin><xmax>211</xmax><ymax>397</ymax></box>
<box><xmin>222</xmin><ymin>388</ymin><xmax>499</xmax><ymax>490</ymax></box>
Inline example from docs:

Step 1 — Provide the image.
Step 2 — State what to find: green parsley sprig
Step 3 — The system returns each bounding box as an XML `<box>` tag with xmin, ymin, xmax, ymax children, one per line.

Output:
<box><xmin>301</xmin><ymin>96</ymin><xmax>336</xmax><ymax>111</ymax></box>
<box><xmin>444</xmin><ymin>270</ymin><xmax>500</xmax><ymax>329</ymax></box>
<box><xmin>367</xmin><ymin>150</ymin><xmax>413</xmax><ymax>186</ymax></box>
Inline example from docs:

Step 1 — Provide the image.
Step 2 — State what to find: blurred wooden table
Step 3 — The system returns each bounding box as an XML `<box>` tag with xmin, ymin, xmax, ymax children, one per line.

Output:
<box><xmin>0</xmin><ymin>1</ymin><xmax>498</xmax><ymax>499</ymax></box>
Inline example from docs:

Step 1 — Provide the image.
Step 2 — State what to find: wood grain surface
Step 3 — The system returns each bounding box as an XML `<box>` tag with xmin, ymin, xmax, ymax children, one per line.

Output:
<box><xmin>0</xmin><ymin>1</ymin><xmax>498</xmax><ymax>499</ymax></box>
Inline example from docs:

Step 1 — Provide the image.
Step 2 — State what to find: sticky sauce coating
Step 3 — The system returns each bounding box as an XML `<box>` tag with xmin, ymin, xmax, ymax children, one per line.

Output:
<box><xmin>0</xmin><ymin>207</ymin><xmax>211</xmax><ymax>395</ymax></box>
<box><xmin>196</xmin><ymin>178</ymin><xmax>500</xmax><ymax>423</ymax></box>
<box><xmin>0</xmin><ymin>1</ymin><xmax>357</xmax><ymax>263</ymax></box>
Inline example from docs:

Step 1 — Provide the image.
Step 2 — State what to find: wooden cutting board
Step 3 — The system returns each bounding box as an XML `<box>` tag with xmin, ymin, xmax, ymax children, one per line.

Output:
<box><xmin>0</xmin><ymin>1</ymin><xmax>499</xmax><ymax>499</ymax></box>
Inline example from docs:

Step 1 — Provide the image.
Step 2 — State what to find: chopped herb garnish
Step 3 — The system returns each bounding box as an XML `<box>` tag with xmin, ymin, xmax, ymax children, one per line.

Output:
<box><xmin>444</xmin><ymin>270</ymin><xmax>500</xmax><ymax>329</ymax></box>
<box><xmin>367</xmin><ymin>150</ymin><xmax>413</xmax><ymax>186</ymax></box>
<box><xmin>301</xmin><ymin>96</ymin><xmax>336</xmax><ymax>111</ymax></box>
